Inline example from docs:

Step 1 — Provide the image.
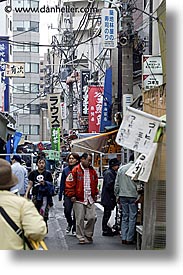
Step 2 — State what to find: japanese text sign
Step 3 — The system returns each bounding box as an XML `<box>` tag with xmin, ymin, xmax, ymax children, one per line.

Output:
<box><xmin>88</xmin><ymin>86</ymin><xmax>104</xmax><ymax>133</ymax></box>
<box><xmin>5</xmin><ymin>62</ymin><xmax>25</xmax><ymax>77</ymax></box>
<box><xmin>115</xmin><ymin>107</ymin><xmax>161</xmax><ymax>154</ymax></box>
<box><xmin>51</xmin><ymin>127</ymin><xmax>60</xmax><ymax>152</ymax></box>
<box><xmin>47</xmin><ymin>93</ymin><xmax>61</xmax><ymax>128</ymax></box>
<box><xmin>0</xmin><ymin>36</ymin><xmax>9</xmax><ymax>112</ymax></box>
<box><xmin>102</xmin><ymin>8</ymin><xmax>117</xmax><ymax>49</ymax></box>
<box><xmin>80</xmin><ymin>70</ymin><xmax>90</xmax><ymax>116</ymax></box>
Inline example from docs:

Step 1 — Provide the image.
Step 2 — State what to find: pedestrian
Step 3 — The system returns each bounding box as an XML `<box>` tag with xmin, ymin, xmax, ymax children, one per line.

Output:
<box><xmin>65</xmin><ymin>152</ymin><xmax>98</xmax><ymax>244</ymax></box>
<box><xmin>114</xmin><ymin>154</ymin><xmax>139</xmax><ymax>244</ymax></box>
<box><xmin>25</xmin><ymin>157</ymin><xmax>54</xmax><ymax>231</ymax></box>
<box><xmin>101</xmin><ymin>158</ymin><xmax>120</xmax><ymax>236</ymax></box>
<box><xmin>0</xmin><ymin>159</ymin><xmax>47</xmax><ymax>250</ymax></box>
<box><xmin>10</xmin><ymin>155</ymin><xmax>28</xmax><ymax>196</ymax></box>
<box><xmin>59</xmin><ymin>152</ymin><xmax>80</xmax><ymax>235</ymax></box>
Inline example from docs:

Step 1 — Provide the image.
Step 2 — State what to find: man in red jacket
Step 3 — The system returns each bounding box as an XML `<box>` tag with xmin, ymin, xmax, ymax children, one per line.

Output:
<box><xmin>65</xmin><ymin>153</ymin><xmax>98</xmax><ymax>244</ymax></box>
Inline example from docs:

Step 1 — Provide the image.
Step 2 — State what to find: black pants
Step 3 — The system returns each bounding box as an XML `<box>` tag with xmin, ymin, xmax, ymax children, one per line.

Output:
<box><xmin>64</xmin><ymin>195</ymin><xmax>76</xmax><ymax>230</ymax></box>
<box><xmin>102</xmin><ymin>206</ymin><xmax>113</xmax><ymax>232</ymax></box>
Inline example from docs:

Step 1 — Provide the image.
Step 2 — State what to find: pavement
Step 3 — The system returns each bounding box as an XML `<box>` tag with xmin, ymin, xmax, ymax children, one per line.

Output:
<box><xmin>44</xmin><ymin>196</ymin><xmax>136</xmax><ymax>251</ymax></box>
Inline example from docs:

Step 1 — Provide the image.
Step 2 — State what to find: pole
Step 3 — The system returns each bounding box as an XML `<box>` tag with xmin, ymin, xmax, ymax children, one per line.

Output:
<box><xmin>68</xmin><ymin>82</ymin><xmax>73</xmax><ymax>130</ymax></box>
<box><xmin>120</xmin><ymin>0</ymin><xmax>134</xmax><ymax>116</ymax></box>
<box><xmin>149</xmin><ymin>0</ymin><xmax>153</xmax><ymax>55</ymax></box>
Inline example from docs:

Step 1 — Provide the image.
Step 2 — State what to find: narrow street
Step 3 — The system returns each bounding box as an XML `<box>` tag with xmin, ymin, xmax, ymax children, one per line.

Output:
<box><xmin>45</xmin><ymin>196</ymin><xmax>136</xmax><ymax>251</ymax></box>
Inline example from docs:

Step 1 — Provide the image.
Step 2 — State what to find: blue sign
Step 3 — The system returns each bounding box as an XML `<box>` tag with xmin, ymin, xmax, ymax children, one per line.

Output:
<box><xmin>100</xmin><ymin>67</ymin><xmax>112</xmax><ymax>132</ymax></box>
<box><xmin>0</xmin><ymin>36</ymin><xmax>9</xmax><ymax>112</ymax></box>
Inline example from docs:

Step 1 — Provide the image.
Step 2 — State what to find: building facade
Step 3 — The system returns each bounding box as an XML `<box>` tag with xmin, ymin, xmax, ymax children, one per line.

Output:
<box><xmin>12</xmin><ymin>0</ymin><xmax>40</xmax><ymax>142</ymax></box>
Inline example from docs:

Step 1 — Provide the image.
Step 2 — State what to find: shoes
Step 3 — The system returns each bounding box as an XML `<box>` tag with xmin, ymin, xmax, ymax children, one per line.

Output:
<box><xmin>66</xmin><ymin>225</ymin><xmax>72</xmax><ymax>234</ymax></box>
<box><xmin>85</xmin><ymin>236</ymin><xmax>93</xmax><ymax>244</ymax></box>
<box><xmin>102</xmin><ymin>231</ymin><xmax>114</xmax><ymax>236</ymax></box>
<box><xmin>72</xmin><ymin>229</ymin><xmax>76</xmax><ymax>236</ymax></box>
<box><xmin>122</xmin><ymin>240</ymin><xmax>127</xmax><ymax>244</ymax></box>
<box><xmin>78</xmin><ymin>239</ymin><xmax>85</xmax><ymax>244</ymax></box>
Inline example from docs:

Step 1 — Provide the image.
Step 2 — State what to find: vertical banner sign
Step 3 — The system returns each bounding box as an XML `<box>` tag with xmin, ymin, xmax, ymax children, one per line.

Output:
<box><xmin>100</xmin><ymin>67</ymin><xmax>112</xmax><ymax>132</ymax></box>
<box><xmin>0</xmin><ymin>37</ymin><xmax>9</xmax><ymax>112</ymax></box>
<box><xmin>116</xmin><ymin>107</ymin><xmax>161</xmax><ymax>154</ymax></box>
<box><xmin>102</xmin><ymin>8</ymin><xmax>117</xmax><ymax>49</ymax></box>
<box><xmin>80</xmin><ymin>70</ymin><xmax>90</xmax><ymax>116</ymax></box>
<box><xmin>47</xmin><ymin>93</ymin><xmax>61</xmax><ymax>151</ymax></box>
<box><xmin>88</xmin><ymin>86</ymin><xmax>104</xmax><ymax>133</ymax></box>
<box><xmin>51</xmin><ymin>128</ymin><xmax>60</xmax><ymax>152</ymax></box>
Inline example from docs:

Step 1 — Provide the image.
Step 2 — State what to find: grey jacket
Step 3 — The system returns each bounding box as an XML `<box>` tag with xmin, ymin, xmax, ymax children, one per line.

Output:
<box><xmin>114</xmin><ymin>162</ymin><xmax>138</xmax><ymax>198</ymax></box>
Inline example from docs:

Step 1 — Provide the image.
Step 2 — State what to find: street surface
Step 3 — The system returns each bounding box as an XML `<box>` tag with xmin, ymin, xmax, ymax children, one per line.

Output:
<box><xmin>45</xmin><ymin>196</ymin><xmax>136</xmax><ymax>251</ymax></box>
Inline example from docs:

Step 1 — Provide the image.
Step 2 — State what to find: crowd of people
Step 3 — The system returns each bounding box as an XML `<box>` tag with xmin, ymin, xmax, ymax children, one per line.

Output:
<box><xmin>0</xmin><ymin>150</ymin><xmax>143</xmax><ymax>249</ymax></box>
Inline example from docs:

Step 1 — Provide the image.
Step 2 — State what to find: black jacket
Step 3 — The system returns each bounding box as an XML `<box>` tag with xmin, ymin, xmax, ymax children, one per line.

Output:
<box><xmin>101</xmin><ymin>168</ymin><xmax>117</xmax><ymax>210</ymax></box>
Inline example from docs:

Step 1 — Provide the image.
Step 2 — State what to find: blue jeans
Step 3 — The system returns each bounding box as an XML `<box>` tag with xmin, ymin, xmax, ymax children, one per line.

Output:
<box><xmin>120</xmin><ymin>197</ymin><xmax>138</xmax><ymax>242</ymax></box>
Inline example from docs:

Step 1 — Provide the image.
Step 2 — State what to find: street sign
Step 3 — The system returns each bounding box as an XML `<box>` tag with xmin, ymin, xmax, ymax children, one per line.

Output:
<box><xmin>142</xmin><ymin>55</ymin><xmax>162</xmax><ymax>75</ymax></box>
<box><xmin>5</xmin><ymin>62</ymin><xmax>25</xmax><ymax>77</ymax></box>
<box><xmin>101</xmin><ymin>8</ymin><xmax>117</xmax><ymax>49</ymax></box>
<box><xmin>143</xmin><ymin>74</ymin><xmax>163</xmax><ymax>91</ymax></box>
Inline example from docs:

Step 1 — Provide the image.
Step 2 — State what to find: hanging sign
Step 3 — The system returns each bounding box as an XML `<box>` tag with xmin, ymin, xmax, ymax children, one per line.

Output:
<box><xmin>102</xmin><ymin>8</ymin><xmax>117</xmax><ymax>49</ymax></box>
<box><xmin>5</xmin><ymin>62</ymin><xmax>25</xmax><ymax>77</ymax></box>
<box><xmin>47</xmin><ymin>93</ymin><xmax>61</xmax><ymax>128</ymax></box>
<box><xmin>125</xmin><ymin>143</ymin><xmax>158</xmax><ymax>182</ymax></box>
<box><xmin>115</xmin><ymin>107</ymin><xmax>161</xmax><ymax>154</ymax></box>
<box><xmin>88</xmin><ymin>86</ymin><xmax>103</xmax><ymax>133</ymax></box>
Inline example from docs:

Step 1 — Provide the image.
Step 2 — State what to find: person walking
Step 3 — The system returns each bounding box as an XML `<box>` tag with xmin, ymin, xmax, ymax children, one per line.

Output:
<box><xmin>11</xmin><ymin>155</ymin><xmax>28</xmax><ymax>196</ymax></box>
<box><xmin>114</xmin><ymin>154</ymin><xmax>139</xmax><ymax>245</ymax></box>
<box><xmin>25</xmin><ymin>157</ymin><xmax>54</xmax><ymax>231</ymax></box>
<box><xmin>101</xmin><ymin>158</ymin><xmax>120</xmax><ymax>236</ymax></box>
<box><xmin>0</xmin><ymin>159</ymin><xmax>47</xmax><ymax>250</ymax></box>
<box><xmin>65</xmin><ymin>153</ymin><xmax>98</xmax><ymax>244</ymax></box>
<box><xmin>59</xmin><ymin>152</ymin><xmax>80</xmax><ymax>235</ymax></box>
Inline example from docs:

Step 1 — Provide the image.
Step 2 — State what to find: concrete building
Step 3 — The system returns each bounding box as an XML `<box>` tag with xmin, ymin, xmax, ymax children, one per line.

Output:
<box><xmin>12</xmin><ymin>0</ymin><xmax>40</xmax><ymax>142</ymax></box>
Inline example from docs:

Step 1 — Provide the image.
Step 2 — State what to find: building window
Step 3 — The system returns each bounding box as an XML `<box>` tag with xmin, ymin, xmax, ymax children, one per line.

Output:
<box><xmin>30</xmin><ymin>125</ymin><xmax>39</xmax><ymax>135</ymax></box>
<box><xmin>16</xmin><ymin>105</ymin><xmax>30</xmax><ymax>114</ymax></box>
<box><xmin>25</xmin><ymin>62</ymin><xmax>39</xmax><ymax>73</ymax></box>
<box><xmin>13</xmin><ymin>83</ymin><xmax>39</xmax><ymax>93</ymax></box>
<box><xmin>18</xmin><ymin>124</ymin><xmax>40</xmax><ymax>135</ymax></box>
<box><xmin>13</xmin><ymin>21</ymin><xmax>39</xmax><ymax>32</ymax></box>
<box><xmin>30</xmin><ymin>83</ymin><xmax>39</xmax><ymax>93</ymax></box>
<box><xmin>29</xmin><ymin>104</ymin><xmax>40</xmax><ymax>114</ymax></box>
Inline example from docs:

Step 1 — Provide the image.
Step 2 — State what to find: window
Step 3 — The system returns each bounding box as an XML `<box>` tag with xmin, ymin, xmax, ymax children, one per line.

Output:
<box><xmin>29</xmin><ymin>104</ymin><xmax>40</xmax><ymax>114</ymax></box>
<box><xmin>25</xmin><ymin>63</ymin><xmax>39</xmax><ymax>73</ymax></box>
<box><xmin>13</xmin><ymin>83</ymin><xmax>39</xmax><ymax>93</ymax></box>
<box><xmin>30</xmin><ymin>125</ymin><xmax>39</xmax><ymax>135</ymax></box>
<box><xmin>31</xmin><ymin>63</ymin><xmax>39</xmax><ymax>73</ymax></box>
<box><xmin>13</xmin><ymin>21</ymin><xmax>39</xmax><ymax>32</ymax></box>
<box><xmin>16</xmin><ymin>105</ymin><xmax>30</xmax><ymax>114</ymax></box>
<box><xmin>31</xmin><ymin>0</ymin><xmax>39</xmax><ymax>9</ymax></box>
<box><xmin>30</xmin><ymin>21</ymin><xmax>39</xmax><ymax>32</ymax></box>
<box><xmin>31</xmin><ymin>43</ymin><xmax>39</xmax><ymax>53</ymax></box>
<box><xmin>18</xmin><ymin>124</ymin><xmax>40</xmax><ymax>135</ymax></box>
<box><xmin>30</xmin><ymin>83</ymin><xmax>39</xmax><ymax>93</ymax></box>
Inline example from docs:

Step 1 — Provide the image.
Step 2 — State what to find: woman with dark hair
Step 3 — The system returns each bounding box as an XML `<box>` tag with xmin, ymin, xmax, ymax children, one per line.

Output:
<box><xmin>59</xmin><ymin>152</ymin><xmax>80</xmax><ymax>235</ymax></box>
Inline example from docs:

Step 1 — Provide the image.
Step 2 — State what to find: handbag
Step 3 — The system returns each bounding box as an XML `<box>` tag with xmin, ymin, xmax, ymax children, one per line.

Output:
<box><xmin>0</xmin><ymin>206</ymin><xmax>48</xmax><ymax>250</ymax></box>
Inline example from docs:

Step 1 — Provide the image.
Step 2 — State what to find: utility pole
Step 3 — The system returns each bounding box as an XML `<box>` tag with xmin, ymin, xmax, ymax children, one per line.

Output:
<box><xmin>120</xmin><ymin>0</ymin><xmax>134</xmax><ymax>116</ymax></box>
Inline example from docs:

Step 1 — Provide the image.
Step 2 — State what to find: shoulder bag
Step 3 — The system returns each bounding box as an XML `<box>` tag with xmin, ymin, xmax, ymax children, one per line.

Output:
<box><xmin>0</xmin><ymin>206</ymin><xmax>48</xmax><ymax>250</ymax></box>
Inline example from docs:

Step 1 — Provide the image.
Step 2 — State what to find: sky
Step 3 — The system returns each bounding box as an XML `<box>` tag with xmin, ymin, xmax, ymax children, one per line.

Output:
<box><xmin>39</xmin><ymin>0</ymin><xmax>59</xmax><ymax>56</ymax></box>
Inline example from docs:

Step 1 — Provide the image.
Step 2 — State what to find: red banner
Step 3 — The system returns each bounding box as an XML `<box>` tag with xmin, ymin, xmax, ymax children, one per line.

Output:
<box><xmin>88</xmin><ymin>86</ymin><xmax>104</xmax><ymax>133</ymax></box>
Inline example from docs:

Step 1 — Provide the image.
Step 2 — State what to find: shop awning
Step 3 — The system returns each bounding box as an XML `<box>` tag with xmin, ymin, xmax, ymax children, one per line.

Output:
<box><xmin>71</xmin><ymin>129</ymin><xmax>119</xmax><ymax>154</ymax></box>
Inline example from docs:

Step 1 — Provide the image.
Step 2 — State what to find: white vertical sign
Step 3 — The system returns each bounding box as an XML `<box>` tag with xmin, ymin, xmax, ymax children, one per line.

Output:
<box><xmin>116</xmin><ymin>107</ymin><xmax>161</xmax><ymax>154</ymax></box>
<box><xmin>102</xmin><ymin>8</ymin><xmax>117</xmax><ymax>49</ymax></box>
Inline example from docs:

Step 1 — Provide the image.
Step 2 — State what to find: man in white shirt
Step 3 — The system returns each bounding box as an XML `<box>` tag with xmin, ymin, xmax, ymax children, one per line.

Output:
<box><xmin>11</xmin><ymin>155</ymin><xmax>28</xmax><ymax>196</ymax></box>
